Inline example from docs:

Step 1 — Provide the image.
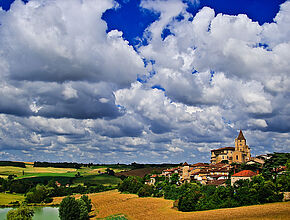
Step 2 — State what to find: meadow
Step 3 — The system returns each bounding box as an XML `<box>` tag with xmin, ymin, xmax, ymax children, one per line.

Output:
<box><xmin>0</xmin><ymin>163</ymin><xmax>123</xmax><ymax>186</ymax></box>
<box><xmin>52</xmin><ymin>190</ymin><xmax>290</xmax><ymax>220</ymax></box>
<box><xmin>0</xmin><ymin>193</ymin><xmax>24</xmax><ymax>206</ymax></box>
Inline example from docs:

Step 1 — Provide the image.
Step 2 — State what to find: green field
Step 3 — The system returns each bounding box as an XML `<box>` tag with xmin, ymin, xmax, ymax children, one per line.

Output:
<box><xmin>0</xmin><ymin>193</ymin><xmax>25</xmax><ymax>206</ymax></box>
<box><xmin>0</xmin><ymin>163</ymin><xmax>125</xmax><ymax>187</ymax></box>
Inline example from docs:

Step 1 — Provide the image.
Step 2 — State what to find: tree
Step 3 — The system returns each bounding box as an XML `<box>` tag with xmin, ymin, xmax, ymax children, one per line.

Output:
<box><xmin>118</xmin><ymin>176</ymin><xmax>143</xmax><ymax>194</ymax></box>
<box><xmin>77</xmin><ymin>199</ymin><xmax>89</xmax><ymax>220</ymax></box>
<box><xmin>138</xmin><ymin>184</ymin><xmax>153</xmax><ymax>197</ymax></box>
<box><xmin>170</xmin><ymin>173</ymin><xmax>179</xmax><ymax>185</ymax></box>
<box><xmin>59</xmin><ymin>197</ymin><xmax>80</xmax><ymax>220</ymax></box>
<box><xmin>178</xmin><ymin>191</ymin><xmax>201</xmax><ymax>212</ymax></box>
<box><xmin>80</xmin><ymin>195</ymin><xmax>92</xmax><ymax>212</ymax></box>
<box><xmin>7</xmin><ymin>204</ymin><xmax>34</xmax><ymax>220</ymax></box>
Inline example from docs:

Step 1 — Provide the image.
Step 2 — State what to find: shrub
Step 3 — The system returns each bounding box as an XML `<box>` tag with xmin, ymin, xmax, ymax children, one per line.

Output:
<box><xmin>138</xmin><ymin>185</ymin><xmax>153</xmax><ymax>197</ymax></box>
<box><xmin>7</xmin><ymin>204</ymin><xmax>34</xmax><ymax>220</ymax></box>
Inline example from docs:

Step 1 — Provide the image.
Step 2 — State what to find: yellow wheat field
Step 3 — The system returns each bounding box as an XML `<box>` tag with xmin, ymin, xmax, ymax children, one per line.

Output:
<box><xmin>52</xmin><ymin>190</ymin><xmax>290</xmax><ymax>220</ymax></box>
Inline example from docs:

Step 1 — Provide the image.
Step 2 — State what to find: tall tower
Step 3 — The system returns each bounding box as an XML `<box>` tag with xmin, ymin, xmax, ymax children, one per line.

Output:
<box><xmin>235</xmin><ymin>130</ymin><xmax>246</xmax><ymax>151</ymax></box>
<box><xmin>233</xmin><ymin>130</ymin><xmax>251</xmax><ymax>163</ymax></box>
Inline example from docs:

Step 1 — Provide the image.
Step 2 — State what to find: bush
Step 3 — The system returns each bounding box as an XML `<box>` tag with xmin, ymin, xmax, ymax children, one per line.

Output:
<box><xmin>138</xmin><ymin>185</ymin><xmax>153</xmax><ymax>197</ymax></box>
<box><xmin>7</xmin><ymin>204</ymin><xmax>34</xmax><ymax>220</ymax></box>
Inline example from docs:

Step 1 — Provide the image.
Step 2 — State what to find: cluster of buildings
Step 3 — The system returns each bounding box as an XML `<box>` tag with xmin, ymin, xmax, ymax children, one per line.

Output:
<box><xmin>149</xmin><ymin>130</ymin><xmax>268</xmax><ymax>186</ymax></box>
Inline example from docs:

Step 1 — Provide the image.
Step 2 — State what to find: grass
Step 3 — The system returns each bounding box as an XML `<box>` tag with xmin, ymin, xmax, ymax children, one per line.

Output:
<box><xmin>0</xmin><ymin>193</ymin><xmax>25</xmax><ymax>206</ymax></box>
<box><xmin>74</xmin><ymin>174</ymin><xmax>122</xmax><ymax>186</ymax></box>
<box><xmin>61</xmin><ymin>190</ymin><xmax>290</xmax><ymax>220</ymax></box>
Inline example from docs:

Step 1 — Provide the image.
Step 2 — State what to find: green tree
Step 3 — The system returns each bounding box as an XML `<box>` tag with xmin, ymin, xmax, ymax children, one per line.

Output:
<box><xmin>80</xmin><ymin>195</ymin><xmax>92</xmax><ymax>212</ymax></box>
<box><xmin>178</xmin><ymin>190</ymin><xmax>201</xmax><ymax>212</ymax></box>
<box><xmin>118</xmin><ymin>176</ymin><xmax>144</xmax><ymax>194</ymax></box>
<box><xmin>77</xmin><ymin>199</ymin><xmax>89</xmax><ymax>220</ymax></box>
<box><xmin>7</xmin><ymin>204</ymin><xmax>34</xmax><ymax>220</ymax></box>
<box><xmin>170</xmin><ymin>173</ymin><xmax>179</xmax><ymax>185</ymax></box>
<box><xmin>138</xmin><ymin>184</ymin><xmax>153</xmax><ymax>197</ymax></box>
<box><xmin>59</xmin><ymin>197</ymin><xmax>80</xmax><ymax>220</ymax></box>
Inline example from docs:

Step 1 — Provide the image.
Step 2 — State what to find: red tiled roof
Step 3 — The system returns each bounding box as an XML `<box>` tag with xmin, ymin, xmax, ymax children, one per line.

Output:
<box><xmin>183</xmin><ymin>162</ymin><xmax>189</xmax><ymax>166</ymax></box>
<box><xmin>191</xmin><ymin>163</ymin><xmax>208</xmax><ymax>167</ymax></box>
<box><xmin>151</xmin><ymin>174</ymin><xmax>157</xmax><ymax>178</ymax></box>
<box><xmin>211</xmin><ymin>147</ymin><xmax>235</xmax><ymax>152</ymax></box>
<box><xmin>232</xmin><ymin>170</ymin><xmax>257</xmax><ymax>177</ymax></box>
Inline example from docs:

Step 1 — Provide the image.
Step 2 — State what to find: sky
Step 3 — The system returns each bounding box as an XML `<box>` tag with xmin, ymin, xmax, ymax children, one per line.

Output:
<box><xmin>0</xmin><ymin>0</ymin><xmax>289</xmax><ymax>164</ymax></box>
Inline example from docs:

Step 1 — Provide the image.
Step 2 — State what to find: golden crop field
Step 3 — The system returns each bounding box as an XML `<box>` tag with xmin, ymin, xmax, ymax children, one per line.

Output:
<box><xmin>52</xmin><ymin>190</ymin><xmax>290</xmax><ymax>220</ymax></box>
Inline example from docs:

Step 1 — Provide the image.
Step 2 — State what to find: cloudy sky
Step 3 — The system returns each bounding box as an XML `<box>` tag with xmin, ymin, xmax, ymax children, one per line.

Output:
<box><xmin>0</xmin><ymin>0</ymin><xmax>289</xmax><ymax>164</ymax></box>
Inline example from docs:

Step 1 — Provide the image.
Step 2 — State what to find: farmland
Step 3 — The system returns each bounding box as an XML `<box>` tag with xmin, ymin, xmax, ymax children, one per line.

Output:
<box><xmin>51</xmin><ymin>190</ymin><xmax>290</xmax><ymax>220</ymax></box>
<box><xmin>0</xmin><ymin>163</ymin><xmax>123</xmax><ymax>186</ymax></box>
<box><xmin>0</xmin><ymin>193</ymin><xmax>25</xmax><ymax>206</ymax></box>
<box><xmin>54</xmin><ymin>190</ymin><xmax>290</xmax><ymax>220</ymax></box>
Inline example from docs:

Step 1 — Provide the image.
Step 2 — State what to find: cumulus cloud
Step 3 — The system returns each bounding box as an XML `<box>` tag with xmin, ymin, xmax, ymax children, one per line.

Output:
<box><xmin>0</xmin><ymin>0</ymin><xmax>289</xmax><ymax>163</ymax></box>
<box><xmin>0</xmin><ymin>0</ymin><xmax>145</xmax><ymax>85</ymax></box>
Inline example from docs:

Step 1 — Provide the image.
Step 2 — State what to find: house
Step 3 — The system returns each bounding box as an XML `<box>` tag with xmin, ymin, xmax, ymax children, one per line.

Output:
<box><xmin>55</xmin><ymin>181</ymin><xmax>61</xmax><ymax>187</ymax></box>
<box><xmin>211</xmin><ymin>130</ymin><xmax>251</xmax><ymax>164</ymax></box>
<box><xmin>231</xmin><ymin>170</ymin><xmax>257</xmax><ymax>186</ymax></box>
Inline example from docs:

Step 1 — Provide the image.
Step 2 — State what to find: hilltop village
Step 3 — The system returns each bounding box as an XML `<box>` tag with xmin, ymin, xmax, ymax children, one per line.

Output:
<box><xmin>148</xmin><ymin>130</ymin><xmax>275</xmax><ymax>186</ymax></box>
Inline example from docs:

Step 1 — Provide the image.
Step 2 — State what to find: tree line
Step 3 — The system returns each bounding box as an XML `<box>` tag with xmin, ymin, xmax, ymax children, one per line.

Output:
<box><xmin>0</xmin><ymin>161</ymin><xmax>26</xmax><ymax>168</ymax></box>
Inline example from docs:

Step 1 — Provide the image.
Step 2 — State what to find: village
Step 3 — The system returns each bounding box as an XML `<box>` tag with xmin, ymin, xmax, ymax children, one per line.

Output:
<box><xmin>148</xmin><ymin>130</ymin><xmax>286</xmax><ymax>187</ymax></box>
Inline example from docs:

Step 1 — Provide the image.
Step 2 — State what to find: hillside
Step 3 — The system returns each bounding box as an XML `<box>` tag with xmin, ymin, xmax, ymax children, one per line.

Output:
<box><xmin>52</xmin><ymin>190</ymin><xmax>290</xmax><ymax>220</ymax></box>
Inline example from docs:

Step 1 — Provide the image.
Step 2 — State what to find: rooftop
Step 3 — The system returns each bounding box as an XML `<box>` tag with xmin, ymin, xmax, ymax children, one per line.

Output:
<box><xmin>211</xmin><ymin>147</ymin><xmax>235</xmax><ymax>152</ymax></box>
<box><xmin>232</xmin><ymin>170</ymin><xmax>257</xmax><ymax>177</ymax></box>
<box><xmin>237</xmin><ymin>130</ymin><xmax>246</xmax><ymax>140</ymax></box>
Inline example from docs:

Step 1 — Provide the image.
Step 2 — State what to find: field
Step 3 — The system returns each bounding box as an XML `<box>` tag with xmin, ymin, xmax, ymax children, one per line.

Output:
<box><xmin>0</xmin><ymin>164</ymin><xmax>123</xmax><ymax>186</ymax></box>
<box><xmin>0</xmin><ymin>193</ymin><xmax>25</xmax><ymax>206</ymax></box>
<box><xmin>51</xmin><ymin>190</ymin><xmax>290</xmax><ymax>220</ymax></box>
<box><xmin>115</xmin><ymin>167</ymin><xmax>165</xmax><ymax>178</ymax></box>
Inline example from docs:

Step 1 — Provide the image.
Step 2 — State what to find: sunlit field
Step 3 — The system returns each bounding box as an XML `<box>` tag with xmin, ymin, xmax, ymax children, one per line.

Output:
<box><xmin>55</xmin><ymin>190</ymin><xmax>290</xmax><ymax>220</ymax></box>
<box><xmin>0</xmin><ymin>193</ymin><xmax>25</xmax><ymax>206</ymax></box>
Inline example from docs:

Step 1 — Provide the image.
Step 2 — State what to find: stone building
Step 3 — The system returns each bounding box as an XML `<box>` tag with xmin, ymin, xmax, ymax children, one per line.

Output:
<box><xmin>211</xmin><ymin>130</ymin><xmax>251</xmax><ymax>164</ymax></box>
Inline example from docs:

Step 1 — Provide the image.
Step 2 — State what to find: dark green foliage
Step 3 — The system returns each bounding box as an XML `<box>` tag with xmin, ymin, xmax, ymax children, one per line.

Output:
<box><xmin>163</xmin><ymin>185</ymin><xmax>180</xmax><ymax>200</ymax></box>
<box><xmin>170</xmin><ymin>173</ymin><xmax>179</xmax><ymax>185</ymax></box>
<box><xmin>78</xmin><ymin>199</ymin><xmax>89</xmax><ymax>220</ymax></box>
<box><xmin>6</xmin><ymin>204</ymin><xmax>34</xmax><ymax>220</ymax></box>
<box><xmin>106</xmin><ymin>168</ymin><xmax>115</xmax><ymax>176</ymax></box>
<box><xmin>34</xmin><ymin>161</ymin><xmax>81</xmax><ymax>169</ymax></box>
<box><xmin>138</xmin><ymin>184</ymin><xmax>154</xmax><ymax>197</ymax></box>
<box><xmin>80</xmin><ymin>195</ymin><xmax>92</xmax><ymax>212</ymax></box>
<box><xmin>59</xmin><ymin>197</ymin><xmax>80</xmax><ymax>220</ymax></box>
<box><xmin>0</xmin><ymin>161</ymin><xmax>26</xmax><ymax>168</ymax></box>
<box><xmin>262</xmin><ymin>153</ymin><xmax>290</xmax><ymax>180</ymax></box>
<box><xmin>277</xmin><ymin>172</ymin><xmax>290</xmax><ymax>192</ymax></box>
<box><xmin>178</xmin><ymin>190</ymin><xmax>201</xmax><ymax>212</ymax></box>
<box><xmin>59</xmin><ymin>196</ymin><xmax>92</xmax><ymax>220</ymax></box>
<box><xmin>25</xmin><ymin>184</ymin><xmax>53</xmax><ymax>203</ymax></box>
<box><xmin>118</xmin><ymin>176</ymin><xmax>144</xmax><ymax>194</ymax></box>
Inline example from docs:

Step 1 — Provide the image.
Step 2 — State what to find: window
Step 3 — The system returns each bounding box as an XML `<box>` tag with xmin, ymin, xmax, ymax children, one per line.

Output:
<box><xmin>236</xmin><ymin>155</ymin><xmax>238</xmax><ymax>160</ymax></box>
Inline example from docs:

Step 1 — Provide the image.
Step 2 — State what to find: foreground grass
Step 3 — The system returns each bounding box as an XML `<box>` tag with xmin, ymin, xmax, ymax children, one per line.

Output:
<box><xmin>63</xmin><ymin>190</ymin><xmax>289</xmax><ymax>220</ymax></box>
<box><xmin>0</xmin><ymin>193</ymin><xmax>25</xmax><ymax>206</ymax></box>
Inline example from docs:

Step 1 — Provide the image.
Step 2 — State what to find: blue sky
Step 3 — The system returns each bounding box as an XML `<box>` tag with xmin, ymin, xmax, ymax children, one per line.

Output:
<box><xmin>0</xmin><ymin>0</ymin><xmax>289</xmax><ymax>163</ymax></box>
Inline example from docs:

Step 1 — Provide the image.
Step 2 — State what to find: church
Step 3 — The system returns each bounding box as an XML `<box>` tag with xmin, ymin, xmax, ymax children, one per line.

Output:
<box><xmin>210</xmin><ymin>130</ymin><xmax>251</xmax><ymax>164</ymax></box>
